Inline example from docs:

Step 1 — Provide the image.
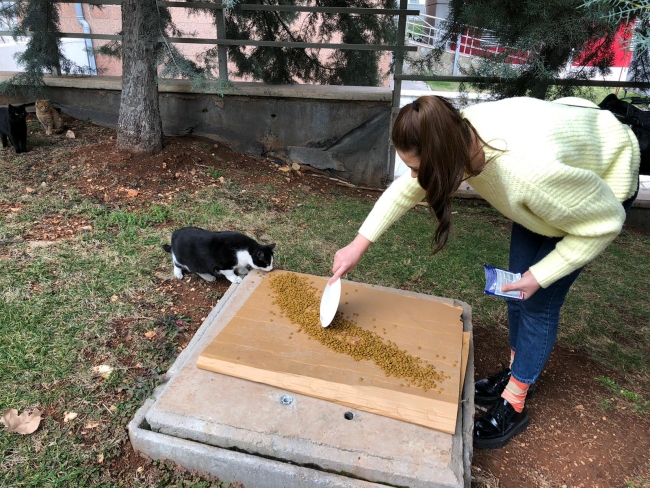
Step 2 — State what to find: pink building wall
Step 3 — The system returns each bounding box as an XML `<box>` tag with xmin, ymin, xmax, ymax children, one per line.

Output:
<box><xmin>57</xmin><ymin>4</ymin><xmax>392</xmax><ymax>86</ymax></box>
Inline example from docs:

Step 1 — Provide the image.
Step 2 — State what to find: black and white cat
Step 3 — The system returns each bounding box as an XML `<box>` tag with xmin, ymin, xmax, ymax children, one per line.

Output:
<box><xmin>162</xmin><ymin>226</ymin><xmax>276</xmax><ymax>284</ymax></box>
<box><xmin>0</xmin><ymin>104</ymin><xmax>28</xmax><ymax>154</ymax></box>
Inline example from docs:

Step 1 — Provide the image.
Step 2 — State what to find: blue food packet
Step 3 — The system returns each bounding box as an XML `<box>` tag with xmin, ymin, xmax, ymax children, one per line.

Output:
<box><xmin>484</xmin><ymin>265</ymin><xmax>524</xmax><ymax>300</ymax></box>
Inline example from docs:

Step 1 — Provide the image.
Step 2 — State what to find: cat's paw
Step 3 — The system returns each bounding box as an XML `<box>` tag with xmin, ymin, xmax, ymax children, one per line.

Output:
<box><xmin>198</xmin><ymin>273</ymin><xmax>217</xmax><ymax>282</ymax></box>
<box><xmin>229</xmin><ymin>276</ymin><xmax>243</xmax><ymax>284</ymax></box>
<box><xmin>173</xmin><ymin>268</ymin><xmax>184</xmax><ymax>279</ymax></box>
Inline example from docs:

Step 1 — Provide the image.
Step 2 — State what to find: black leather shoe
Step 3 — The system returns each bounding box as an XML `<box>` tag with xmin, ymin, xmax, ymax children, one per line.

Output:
<box><xmin>473</xmin><ymin>399</ymin><xmax>530</xmax><ymax>449</ymax></box>
<box><xmin>474</xmin><ymin>365</ymin><xmax>535</xmax><ymax>405</ymax></box>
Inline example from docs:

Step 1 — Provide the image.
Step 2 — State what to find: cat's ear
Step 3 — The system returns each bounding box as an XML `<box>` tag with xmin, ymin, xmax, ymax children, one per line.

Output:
<box><xmin>268</xmin><ymin>243</ymin><xmax>276</xmax><ymax>250</ymax></box>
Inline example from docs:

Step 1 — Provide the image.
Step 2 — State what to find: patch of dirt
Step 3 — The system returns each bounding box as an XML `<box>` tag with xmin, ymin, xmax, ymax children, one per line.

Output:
<box><xmin>472</xmin><ymin>320</ymin><xmax>650</xmax><ymax>487</ymax></box>
<box><xmin>151</xmin><ymin>272</ymin><xmax>230</xmax><ymax>327</ymax></box>
<box><xmin>22</xmin><ymin>214</ymin><xmax>93</xmax><ymax>240</ymax></box>
<box><xmin>3</xmin><ymin>115</ymin><xmax>648</xmax><ymax>487</ymax></box>
<box><xmin>61</xmin><ymin>134</ymin><xmax>381</xmax><ymax>215</ymax></box>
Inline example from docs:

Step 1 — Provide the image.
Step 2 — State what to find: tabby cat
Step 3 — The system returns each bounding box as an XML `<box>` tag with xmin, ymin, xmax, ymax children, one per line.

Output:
<box><xmin>35</xmin><ymin>99</ymin><xmax>65</xmax><ymax>135</ymax></box>
<box><xmin>0</xmin><ymin>104</ymin><xmax>28</xmax><ymax>154</ymax></box>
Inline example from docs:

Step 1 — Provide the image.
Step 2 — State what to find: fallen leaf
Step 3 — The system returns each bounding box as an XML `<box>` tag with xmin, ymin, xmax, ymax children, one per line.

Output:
<box><xmin>25</xmin><ymin>187</ymin><xmax>35</xmax><ymax>194</ymax></box>
<box><xmin>92</xmin><ymin>365</ymin><xmax>113</xmax><ymax>379</ymax></box>
<box><xmin>144</xmin><ymin>331</ymin><xmax>156</xmax><ymax>339</ymax></box>
<box><xmin>109</xmin><ymin>405</ymin><xmax>117</xmax><ymax>413</ymax></box>
<box><xmin>84</xmin><ymin>421</ymin><xmax>100</xmax><ymax>429</ymax></box>
<box><xmin>1</xmin><ymin>408</ymin><xmax>43</xmax><ymax>434</ymax></box>
<box><xmin>576</xmin><ymin>404</ymin><xmax>585</xmax><ymax>410</ymax></box>
<box><xmin>63</xmin><ymin>411</ymin><xmax>78</xmax><ymax>423</ymax></box>
<box><xmin>65</xmin><ymin>130</ymin><xmax>75</xmax><ymax>138</ymax></box>
<box><xmin>126</xmin><ymin>189</ymin><xmax>138</xmax><ymax>198</ymax></box>
<box><xmin>97</xmin><ymin>452</ymin><xmax>104</xmax><ymax>463</ymax></box>
<box><xmin>110</xmin><ymin>295</ymin><xmax>118</xmax><ymax>303</ymax></box>
<box><xmin>278</xmin><ymin>166</ymin><xmax>291</xmax><ymax>172</ymax></box>
<box><xmin>136</xmin><ymin>466</ymin><xmax>144</xmax><ymax>474</ymax></box>
<box><xmin>218</xmin><ymin>176</ymin><xmax>225</xmax><ymax>184</ymax></box>
<box><xmin>291</xmin><ymin>162</ymin><xmax>301</xmax><ymax>171</ymax></box>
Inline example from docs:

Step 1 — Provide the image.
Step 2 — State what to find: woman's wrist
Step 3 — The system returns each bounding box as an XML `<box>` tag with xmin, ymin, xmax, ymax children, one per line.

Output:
<box><xmin>350</xmin><ymin>234</ymin><xmax>372</xmax><ymax>254</ymax></box>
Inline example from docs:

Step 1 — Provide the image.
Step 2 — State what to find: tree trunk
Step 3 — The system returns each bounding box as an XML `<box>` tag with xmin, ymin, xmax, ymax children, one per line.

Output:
<box><xmin>117</xmin><ymin>0</ymin><xmax>163</xmax><ymax>155</ymax></box>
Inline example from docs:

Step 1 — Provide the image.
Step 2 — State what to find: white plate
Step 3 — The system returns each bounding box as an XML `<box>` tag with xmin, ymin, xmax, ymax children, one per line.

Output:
<box><xmin>319</xmin><ymin>278</ymin><xmax>341</xmax><ymax>328</ymax></box>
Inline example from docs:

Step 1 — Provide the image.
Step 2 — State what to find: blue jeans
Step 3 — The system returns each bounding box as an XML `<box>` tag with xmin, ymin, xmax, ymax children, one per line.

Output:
<box><xmin>507</xmin><ymin>189</ymin><xmax>638</xmax><ymax>385</ymax></box>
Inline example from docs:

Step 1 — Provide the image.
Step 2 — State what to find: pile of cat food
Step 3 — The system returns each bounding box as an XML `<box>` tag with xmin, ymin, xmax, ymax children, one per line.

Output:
<box><xmin>269</xmin><ymin>273</ymin><xmax>448</xmax><ymax>393</ymax></box>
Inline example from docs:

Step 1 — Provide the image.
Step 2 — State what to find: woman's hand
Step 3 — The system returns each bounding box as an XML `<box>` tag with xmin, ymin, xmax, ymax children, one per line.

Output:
<box><xmin>501</xmin><ymin>270</ymin><xmax>541</xmax><ymax>300</ymax></box>
<box><xmin>330</xmin><ymin>235</ymin><xmax>372</xmax><ymax>284</ymax></box>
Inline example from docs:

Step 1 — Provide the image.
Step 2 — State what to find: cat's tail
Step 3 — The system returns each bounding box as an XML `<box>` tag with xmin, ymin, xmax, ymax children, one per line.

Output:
<box><xmin>162</xmin><ymin>244</ymin><xmax>172</xmax><ymax>253</ymax></box>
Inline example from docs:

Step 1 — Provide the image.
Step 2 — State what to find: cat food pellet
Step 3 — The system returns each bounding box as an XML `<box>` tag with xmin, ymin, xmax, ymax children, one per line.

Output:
<box><xmin>269</xmin><ymin>273</ymin><xmax>448</xmax><ymax>392</ymax></box>
<box><xmin>418</xmin><ymin>346</ymin><xmax>421</xmax><ymax>349</ymax></box>
<box><xmin>359</xmin><ymin>377</ymin><xmax>363</xmax><ymax>381</ymax></box>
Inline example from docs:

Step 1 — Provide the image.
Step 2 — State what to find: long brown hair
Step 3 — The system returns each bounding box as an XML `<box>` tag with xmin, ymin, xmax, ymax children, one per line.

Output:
<box><xmin>392</xmin><ymin>96</ymin><xmax>484</xmax><ymax>254</ymax></box>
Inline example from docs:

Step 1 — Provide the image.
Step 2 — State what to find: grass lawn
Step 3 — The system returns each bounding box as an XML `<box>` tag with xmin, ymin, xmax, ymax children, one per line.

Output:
<box><xmin>424</xmin><ymin>81</ymin><xmax>648</xmax><ymax>108</ymax></box>
<box><xmin>426</xmin><ymin>81</ymin><xmax>463</xmax><ymax>92</ymax></box>
<box><xmin>1</xmin><ymin>117</ymin><xmax>649</xmax><ymax>486</ymax></box>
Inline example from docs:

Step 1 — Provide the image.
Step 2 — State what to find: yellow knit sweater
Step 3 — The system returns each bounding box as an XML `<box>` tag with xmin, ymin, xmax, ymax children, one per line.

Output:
<box><xmin>358</xmin><ymin>97</ymin><xmax>640</xmax><ymax>288</ymax></box>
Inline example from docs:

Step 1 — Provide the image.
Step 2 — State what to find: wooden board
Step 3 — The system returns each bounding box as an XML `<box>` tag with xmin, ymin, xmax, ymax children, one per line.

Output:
<box><xmin>197</xmin><ymin>270</ymin><xmax>466</xmax><ymax>434</ymax></box>
<box><xmin>460</xmin><ymin>332</ymin><xmax>470</xmax><ymax>396</ymax></box>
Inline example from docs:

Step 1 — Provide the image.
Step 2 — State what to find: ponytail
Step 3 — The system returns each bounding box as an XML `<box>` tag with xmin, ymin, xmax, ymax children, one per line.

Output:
<box><xmin>392</xmin><ymin>96</ymin><xmax>485</xmax><ymax>253</ymax></box>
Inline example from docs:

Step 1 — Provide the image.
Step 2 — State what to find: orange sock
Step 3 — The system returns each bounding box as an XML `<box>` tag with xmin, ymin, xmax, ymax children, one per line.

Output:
<box><xmin>509</xmin><ymin>349</ymin><xmax>515</xmax><ymax>368</ymax></box>
<box><xmin>501</xmin><ymin>377</ymin><xmax>530</xmax><ymax>413</ymax></box>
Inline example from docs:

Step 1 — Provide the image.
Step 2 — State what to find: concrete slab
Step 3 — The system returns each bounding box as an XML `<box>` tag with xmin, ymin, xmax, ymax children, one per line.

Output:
<box><xmin>129</xmin><ymin>271</ymin><xmax>474</xmax><ymax>488</ymax></box>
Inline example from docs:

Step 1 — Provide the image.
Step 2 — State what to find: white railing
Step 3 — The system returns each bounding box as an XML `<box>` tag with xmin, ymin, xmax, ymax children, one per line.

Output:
<box><xmin>406</xmin><ymin>13</ymin><xmax>527</xmax><ymax>63</ymax></box>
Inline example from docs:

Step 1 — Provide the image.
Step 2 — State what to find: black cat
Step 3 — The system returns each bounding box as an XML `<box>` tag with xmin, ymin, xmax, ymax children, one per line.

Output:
<box><xmin>0</xmin><ymin>104</ymin><xmax>28</xmax><ymax>154</ymax></box>
<box><xmin>162</xmin><ymin>226</ymin><xmax>276</xmax><ymax>284</ymax></box>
